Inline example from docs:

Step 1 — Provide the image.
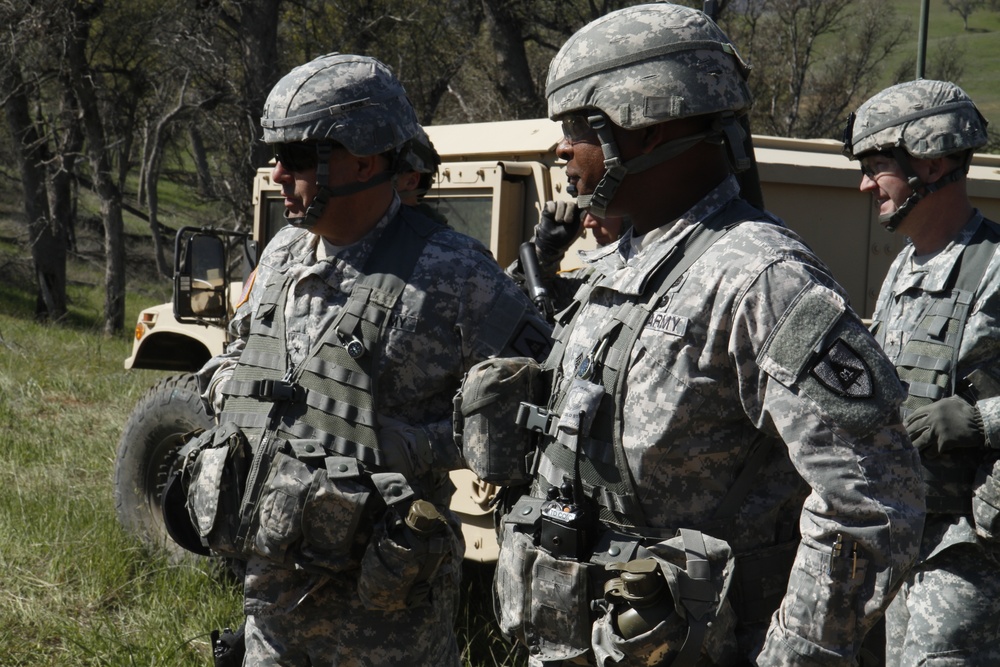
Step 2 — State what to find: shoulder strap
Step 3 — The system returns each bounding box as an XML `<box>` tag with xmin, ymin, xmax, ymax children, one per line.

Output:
<box><xmin>542</xmin><ymin>199</ymin><xmax>762</xmax><ymax>530</ymax></box>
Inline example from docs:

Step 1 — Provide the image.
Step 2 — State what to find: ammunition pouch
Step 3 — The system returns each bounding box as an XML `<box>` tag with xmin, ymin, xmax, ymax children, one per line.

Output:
<box><xmin>455</xmin><ymin>356</ymin><xmax>545</xmax><ymax>485</ymax></box>
<box><xmin>494</xmin><ymin>496</ymin><xmax>593</xmax><ymax>662</ymax></box>
<box><xmin>247</xmin><ymin>446</ymin><xmax>375</xmax><ymax>574</ymax></box>
<box><xmin>177</xmin><ymin>423</ymin><xmax>403</xmax><ymax>574</ymax></box>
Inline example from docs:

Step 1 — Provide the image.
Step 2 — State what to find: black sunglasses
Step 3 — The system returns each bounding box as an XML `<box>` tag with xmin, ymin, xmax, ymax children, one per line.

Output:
<box><xmin>272</xmin><ymin>142</ymin><xmax>345</xmax><ymax>171</ymax></box>
<box><xmin>272</xmin><ymin>143</ymin><xmax>318</xmax><ymax>172</ymax></box>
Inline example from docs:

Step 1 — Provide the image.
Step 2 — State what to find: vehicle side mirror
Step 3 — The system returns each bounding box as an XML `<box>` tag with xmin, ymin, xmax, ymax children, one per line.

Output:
<box><xmin>174</xmin><ymin>230</ymin><xmax>228</xmax><ymax>321</ymax></box>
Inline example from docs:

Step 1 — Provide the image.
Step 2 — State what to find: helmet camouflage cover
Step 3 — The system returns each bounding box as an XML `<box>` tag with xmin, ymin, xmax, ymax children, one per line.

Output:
<box><xmin>845</xmin><ymin>79</ymin><xmax>989</xmax><ymax>160</ymax></box>
<box><xmin>397</xmin><ymin>127</ymin><xmax>441</xmax><ymax>174</ymax></box>
<box><xmin>261</xmin><ymin>53</ymin><xmax>420</xmax><ymax>156</ymax></box>
<box><xmin>545</xmin><ymin>3</ymin><xmax>752</xmax><ymax>128</ymax></box>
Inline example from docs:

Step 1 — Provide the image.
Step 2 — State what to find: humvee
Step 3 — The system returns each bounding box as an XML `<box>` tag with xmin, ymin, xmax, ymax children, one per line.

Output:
<box><xmin>115</xmin><ymin>117</ymin><xmax>1000</xmax><ymax>564</ymax></box>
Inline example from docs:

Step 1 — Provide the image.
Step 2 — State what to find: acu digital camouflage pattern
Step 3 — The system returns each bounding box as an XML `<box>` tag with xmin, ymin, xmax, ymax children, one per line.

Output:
<box><xmin>457</xmin><ymin>355</ymin><xmax>544</xmax><ymax>485</ymax></box>
<box><xmin>545</xmin><ymin>3</ymin><xmax>752</xmax><ymax>127</ymax></box>
<box><xmin>260</xmin><ymin>53</ymin><xmax>420</xmax><ymax>156</ymax></box>
<box><xmin>515</xmin><ymin>176</ymin><xmax>924</xmax><ymax>665</ymax></box>
<box><xmin>869</xmin><ymin>211</ymin><xmax>1000</xmax><ymax>666</ymax></box>
<box><xmin>198</xmin><ymin>196</ymin><xmax>550</xmax><ymax>666</ymax></box>
<box><xmin>846</xmin><ymin>79</ymin><xmax>989</xmax><ymax>160</ymax></box>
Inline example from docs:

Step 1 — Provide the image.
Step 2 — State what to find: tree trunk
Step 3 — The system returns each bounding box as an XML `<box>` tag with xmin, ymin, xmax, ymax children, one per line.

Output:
<box><xmin>480</xmin><ymin>0</ymin><xmax>544</xmax><ymax>119</ymax></box>
<box><xmin>189</xmin><ymin>125</ymin><xmax>214</xmax><ymax>198</ymax></box>
<box><xmin>2</xmin><ymin>63</ymin><xmax>68</xmax><ymax>321</ymax></box>
<box><xmin>238</xmin><ymin>0</ymin><xmax>282</xmax><ymax>174</ymax></box>
<box><xmin>51</xmin><ymin>74</ymin><xmax>84</xmax><ymax>262</ymax></box>
<box><xmin>67</xmin><ymin>5</ymin><xmax>127</xmax><ymax>335</ymax></box>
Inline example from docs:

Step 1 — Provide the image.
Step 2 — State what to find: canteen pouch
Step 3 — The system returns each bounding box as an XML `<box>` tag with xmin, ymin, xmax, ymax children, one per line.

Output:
<box><xmin>972</xmin><ymin>453</ymin><xmax>1000</xmax><ymax>542</ymax></box>
<box><xmin>593</xmin><ymin>530</ymin><xmax>738</xmax><ymax>667</ymax></box>
<box><xmin>494</xmin><ymin>495</ymin><xmax>592</xmax><ymax>662</ymax></box>
<box><xmin>250</xmin><ymin>443</ymin><xmax>373</xmax><ymax>574</ymax></box>
<box><xmin>357</xmin><ymin>501</ymin><xmax>457</xmax><ymax>612</ymax></box>
<box><xmin>455</xmin><ymin>356</ymin><xmax>544</xmax><ymax>485</ymax></box>
<box><xmin>184</xmin><ymin>423</ymin><xmax>251</xmax><ymax>558</ymax></box>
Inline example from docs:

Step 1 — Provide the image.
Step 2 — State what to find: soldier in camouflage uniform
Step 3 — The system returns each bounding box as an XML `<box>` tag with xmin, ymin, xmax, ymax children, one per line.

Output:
<box><xmin>485</xmin><ymin>5</ymin><xmax>925</xmax><ymax>665</ymax></box>
<box><xmin>844</xmin><ymin>80</ymin><xmax>1000</xmax><ymax>666</ymax></box>
<box><xmin>395</xmin><ymin>126</ymin><xmax>448</xmax><ymax>226</ymax></box>
<box><xmin>190</xmin><ymin>53</ymin><xmax>550</xmax><ymax>666</ymax></box>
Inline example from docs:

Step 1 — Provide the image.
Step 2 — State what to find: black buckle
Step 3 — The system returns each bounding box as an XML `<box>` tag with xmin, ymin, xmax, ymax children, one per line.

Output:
<box><xmin>516</xmin><ymin>402</ymin><xmax>554</xmax><ymax>434</ymax></box>
<box><xmin>257</xmin><ymin>379</ymin><xmax>302</xmax><ymax>403</ymax></box>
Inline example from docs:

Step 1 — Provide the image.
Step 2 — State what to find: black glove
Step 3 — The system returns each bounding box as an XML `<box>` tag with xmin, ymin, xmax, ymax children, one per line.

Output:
<box><xmin>534</xmin><ymin>200</ymin><xmax>582</xmax><ymax>260</ymax></box>
<box><xmin>904</xmin><ymin>395</ymin><xmax>985</xmax><ymax>458</ymax></box>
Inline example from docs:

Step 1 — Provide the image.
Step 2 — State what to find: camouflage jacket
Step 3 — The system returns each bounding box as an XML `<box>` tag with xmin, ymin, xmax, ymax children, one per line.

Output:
<box><xmin>196</xmin><ymin>196</ymin><xmax>550</xmax><ymax>612</ymax></box>
<box><xmin>871</xmin><ymin>211</ymin><xmax>1000</xmax><ymax>557</ymax></box>
<box><xmin>545</xmin><ymin>176</ymin><xmax>924</xmax><ymax>665</ymax></box>
<box><xmin>201</xmin><ymin>196</ymin><xmax>549</xmax><ymax>472</ymax></box>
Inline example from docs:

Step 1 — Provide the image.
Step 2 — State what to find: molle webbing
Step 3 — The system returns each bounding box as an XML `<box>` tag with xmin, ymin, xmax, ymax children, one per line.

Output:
<box><xmin>894</xmin><ymin>219</ymin><xmax>1000</xmax><ymax>419</ymax></box>
<box><xmin>889</xmin><ymin>218</ymin><xmax>1000</xmax><ymax>513</ymax></box>
<box><xmin>221</xmin><ymin>209</ymin><xmax>440</xmax><ymax>466</ymax></box>
<box><xmin>535</xmin><ymin>200</ymin><xmax>767</xmax><ymax>531</ymax></box>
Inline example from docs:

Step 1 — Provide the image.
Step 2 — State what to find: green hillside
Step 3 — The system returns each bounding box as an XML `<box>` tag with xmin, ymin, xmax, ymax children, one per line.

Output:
<box><xmin>888</xmin><ymin>0</ymin><xmax>1000</xmax><ymax>133</ymax></box>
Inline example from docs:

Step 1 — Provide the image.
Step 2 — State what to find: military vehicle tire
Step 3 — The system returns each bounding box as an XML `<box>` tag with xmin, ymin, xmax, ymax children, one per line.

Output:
<box><xmin>114</xmin><ymin>373</ymin><xmax>212</xmax><ymax>560</ymax></box>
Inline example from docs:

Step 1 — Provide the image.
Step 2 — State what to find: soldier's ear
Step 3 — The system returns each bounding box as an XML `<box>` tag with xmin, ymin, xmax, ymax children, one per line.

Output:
<box><xmin>355</xmin><ymin>153</ymin><xmax>387</xmax><ymax>183</ymax></box>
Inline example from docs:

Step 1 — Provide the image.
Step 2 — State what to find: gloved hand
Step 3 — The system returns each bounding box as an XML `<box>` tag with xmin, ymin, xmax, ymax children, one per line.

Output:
<box><xmin>534</xmin><ymin>200</ymin><xmax>582</xmax><ymax>260</ymax></box>
<box><xmin>904</xmin><ymin>395</ymin><xmax>985</xmax><ymax>458</ymax></box>
<box><xmin>206</xmin><ymin>372</ymin><xmax>231</xmax><ymax>419</ymax></box>
<box><xmin>378</xmin><ymin>415</ymin><xmax>433</xmax><ymax>478</ymax></box>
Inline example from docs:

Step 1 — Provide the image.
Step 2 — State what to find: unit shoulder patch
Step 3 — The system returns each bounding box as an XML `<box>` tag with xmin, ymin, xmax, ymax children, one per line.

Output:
<box><xmin>810</xmin><ymin>338</ymin><xmax>873</xmax><ymax>399</ymax></box>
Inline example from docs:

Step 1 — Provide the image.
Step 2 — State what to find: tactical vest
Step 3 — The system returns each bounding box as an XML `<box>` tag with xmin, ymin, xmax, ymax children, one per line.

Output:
<box><xmin>220</xmin><ymin>207</ymin><xmax>441</xmax><ymax>468</ymax></box>
<box><xmin>524</xmin><ymin>199</ymin><xmax>777</xmax><ymax>535</ymax></box>
<box><xmin>500</xmin><ymin>201</ymin><xmax>796</xmax><ymax>664</ymax></box>
<box><xmin>872</xmin><ymin>216</ymin><xmax>1000</xmax><ymax>515</ymax></box>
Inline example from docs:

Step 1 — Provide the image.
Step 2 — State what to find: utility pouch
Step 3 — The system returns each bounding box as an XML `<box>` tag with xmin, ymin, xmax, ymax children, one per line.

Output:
<box><xmin>184</xmin><ymin>423</ymin><xmax>251</xmax><ymax>558</ymax></box>
<box><xmin>250</xmin><ymin>444</ymin><xmax>373</xmax><ymax>574</ymax></box>
<box><xmin>494</xmin><ymin>495</ymin><xmax>592</xmax><ymax>662</ymax></box>
<box><xmin>973</xmin><ymin>453</ymin><xmax>1000</xmax><ymax>543</ymax></box>
<box><xmin>455</xmin><ymin>356</ymin><xmax>544</xmax><ymax>485</ymax></box>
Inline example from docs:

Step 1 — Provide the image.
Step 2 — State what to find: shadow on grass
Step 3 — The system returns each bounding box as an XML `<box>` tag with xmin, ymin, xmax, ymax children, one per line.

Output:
<box><xmin>458</xmin><ymin>560</ymin><xmax>527</xmax><ymax>667</ymax></box>
<box><xmin>0</xmin><ymin>278</ymin><xmax>122</xmax><ymax>332</ymax></box>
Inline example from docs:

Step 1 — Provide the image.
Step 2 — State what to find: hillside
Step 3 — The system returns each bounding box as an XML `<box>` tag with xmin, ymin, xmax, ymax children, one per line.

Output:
<box><xmin>889</xmin><ymin>0</ymin><xmax>1000</xmax><ymax>135</ymax></box>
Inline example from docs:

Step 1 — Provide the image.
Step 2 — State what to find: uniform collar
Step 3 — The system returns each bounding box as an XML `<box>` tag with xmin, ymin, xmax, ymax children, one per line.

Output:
<box><xmin>893</xmin><ymin>210</ymin><xmax>985</xmax><ymax>294</ymax></box>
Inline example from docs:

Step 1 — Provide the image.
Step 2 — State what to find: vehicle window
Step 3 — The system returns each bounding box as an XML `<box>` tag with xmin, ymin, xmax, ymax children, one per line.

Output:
<box><xmin>425</xmin><ymin>195</ymin><xmax>493</xmax><ymax>248</ymax></box>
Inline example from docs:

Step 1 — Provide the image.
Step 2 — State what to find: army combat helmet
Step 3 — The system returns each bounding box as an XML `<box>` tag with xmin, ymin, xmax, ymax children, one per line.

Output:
<box><xmin>261</xmin><ymin>53</ymin><xmax>420</xmax><ymax>228</ymax></box>
<box><xmin>843</xmin><ymin>79</ymin><xmax>989</xmax><ymax>231</ymax></box>
<box><xmin>397</xmin><ymin>126</ymin><xmax>441</xmax><ymax>199</ymax></box>
<box><xmin>545</xmin><ymin>3</ymin><xmax>753</xmax><ymax>217</ymax></box>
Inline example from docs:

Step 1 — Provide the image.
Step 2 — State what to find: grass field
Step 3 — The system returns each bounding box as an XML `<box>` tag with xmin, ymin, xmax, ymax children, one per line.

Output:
<box><xmin>0</xmin><ymin>214</ymin><xmax>522</xmax><ymax>666</ymax></box>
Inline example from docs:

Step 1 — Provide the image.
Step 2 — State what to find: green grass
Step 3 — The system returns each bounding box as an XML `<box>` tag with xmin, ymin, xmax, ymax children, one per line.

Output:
<box><xmin>0</xmin><ymin>304</ymin><xmax>524</xmax><ymax>667</ymax></box>
<box><xmin>0</xmin><ymin>213</ymin><xmax>523</xmax><ymax>665</ymax></box>
<box><xmin>0</xmin><ymin>305</ymin><xmax>239</xmax><ymax>666</ymax></box>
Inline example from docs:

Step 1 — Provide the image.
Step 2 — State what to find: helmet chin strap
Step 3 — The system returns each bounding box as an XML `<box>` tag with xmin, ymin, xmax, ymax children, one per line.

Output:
<box><xmin>879</xmin><ymin>147</ymin><xmax>967</xmax><ymax>232</ymax></box>
<box><xmin>576</xmin><ymin>114</ymin><xmax>723</xmax><ymax>219</ymax></box>
<box><xmin>286</xmin><ymin>143</ymin><xmax>395</xmax><ymax>228</ymax></box>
